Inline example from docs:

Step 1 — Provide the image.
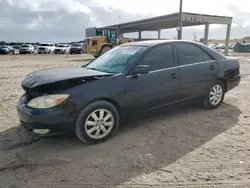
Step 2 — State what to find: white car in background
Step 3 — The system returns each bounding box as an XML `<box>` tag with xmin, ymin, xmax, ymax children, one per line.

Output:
<box><xmin>37</xmin><ymin>43</ymin><xmax>55</xmax><ymax>54</ymax></box>
<box><xmin>19</xmin><ymin>44</ymin><xmax>34</xmax><ymax>54</ymax></box>
<box><xmin>54</xmin><ymin>44</ymin><xmax>70</xmax><ymax>54</ymax></box>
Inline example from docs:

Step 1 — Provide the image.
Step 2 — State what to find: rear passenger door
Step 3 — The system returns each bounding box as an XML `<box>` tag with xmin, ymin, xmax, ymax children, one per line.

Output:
<box><xmin>174</xmin><ymin>42</ymin><xmax>217</xmax><ymax>99</ymax></box>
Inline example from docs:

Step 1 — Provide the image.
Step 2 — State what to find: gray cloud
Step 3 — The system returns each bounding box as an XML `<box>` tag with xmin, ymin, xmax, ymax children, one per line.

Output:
<box><xmin>0</xmin><ymin>0</ymin><xmax>249</xmax><ymax>42</ymax></box>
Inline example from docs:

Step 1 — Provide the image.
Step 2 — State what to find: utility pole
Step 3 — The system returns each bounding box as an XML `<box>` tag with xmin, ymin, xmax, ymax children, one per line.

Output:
<box><xmin>177</xmin><ymin>0</ymin><xmax>183</xmax><ymax>40</ymax></box>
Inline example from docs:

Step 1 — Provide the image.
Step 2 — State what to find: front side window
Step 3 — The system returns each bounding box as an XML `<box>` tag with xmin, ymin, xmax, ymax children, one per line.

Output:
<box><xmin>86</xmin><ymin>45</ymin><xmax>147</xmax><ymax>73</ymax></box>
<box><xmin>138</xmin><ymin>44</ymin><xmax>174</xmax><ymax>71</ymax></box>
<box><xmin>175</xmin><ymin>43</ymin><xmax>204</xmax><ymax>65</ymax></box>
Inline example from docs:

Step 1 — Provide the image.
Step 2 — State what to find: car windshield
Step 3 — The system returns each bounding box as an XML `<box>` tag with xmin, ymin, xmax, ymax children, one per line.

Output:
<box><xmin>21</xmin><ymin>45</ymin><xmax>29</xmax><ymax>47</ymax></box>
<box><xmin>72</xmin><ymin>44</ymin><xmax>81</xmax><ymax>47</ymax></box>
<box><xmin>40</xmin><ymin>44</ymin><xmax>50</xmax><ymax>46</ymax></box>
<box><xmin>0</xmin><ymin>46</ymin><xmax>8</xmax><ymax>48</ymax></box>
<box><xmin>85</xmin><ymin>45</ymin><xmax>147</xmax><ymax>73</ymax></box>
<box><xmin>57</xmin><ymin>44</ymin><xmax>66</xmax><ymax>47</ymax></box>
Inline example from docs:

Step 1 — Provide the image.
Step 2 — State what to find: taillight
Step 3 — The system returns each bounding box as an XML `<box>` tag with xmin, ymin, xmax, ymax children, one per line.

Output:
<box><xmin>237</xmin><ymin>59</ymin><xmax>240</xmax><ymax>68</ymax></box>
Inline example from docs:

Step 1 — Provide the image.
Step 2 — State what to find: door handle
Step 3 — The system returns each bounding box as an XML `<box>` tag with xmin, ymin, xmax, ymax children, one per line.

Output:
<box><xmin>169</xmin><ymin>73</ymin><xmax>177</xmax><ymax>79</ymax></box>
<box><xmin>209</xmin><ymin>65</ymin><xmax>216</xmax><ymax>70</ymax></box>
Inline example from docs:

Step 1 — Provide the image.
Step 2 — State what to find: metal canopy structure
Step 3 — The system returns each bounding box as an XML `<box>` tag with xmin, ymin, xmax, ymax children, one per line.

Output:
<box><xmin>102</xmin><ymin>12</ymin><xmax>233</xmax><ymax>54</ymax></box>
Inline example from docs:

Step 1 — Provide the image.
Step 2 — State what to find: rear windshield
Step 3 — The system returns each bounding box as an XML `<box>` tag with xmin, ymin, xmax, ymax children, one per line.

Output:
<box><xmin>40</xmin><ymin>44</ymin><xmax>50</xmax><ymax>46</ymax></box>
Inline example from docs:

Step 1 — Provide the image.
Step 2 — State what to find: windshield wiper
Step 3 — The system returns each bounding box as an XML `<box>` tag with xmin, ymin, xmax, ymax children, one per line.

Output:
<box><xmin>86</xmin><ymin>67</ymin><xmax>97</xmax><ymax>71</ymax></box>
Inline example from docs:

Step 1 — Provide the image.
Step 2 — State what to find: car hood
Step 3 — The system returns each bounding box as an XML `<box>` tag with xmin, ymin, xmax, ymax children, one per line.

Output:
<box><xmin>39</xmin><ymin>46</ymin><xmax>49</xmax><ymax>48</ymax></box>
<box><xmin>20</xmin><ymin>47</ymin><xmax>29</xmax><ymax>50</ymax></box>
<box><xmin>22</xmin><ymin>66</ymin><xmax>112</xmax><ymax>89</ymax></box>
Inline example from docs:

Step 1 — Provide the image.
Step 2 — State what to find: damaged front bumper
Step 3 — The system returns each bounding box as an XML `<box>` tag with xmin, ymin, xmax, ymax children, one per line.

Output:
<box><xmin>17</xmin><ymin>95</ymin><xmax>76</xmax><ymax>136</ymax></box>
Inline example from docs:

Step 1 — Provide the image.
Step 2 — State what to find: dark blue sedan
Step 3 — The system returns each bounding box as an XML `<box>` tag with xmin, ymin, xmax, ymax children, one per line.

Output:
<box><xmin>17</xmin><ymin>40</ymin><xmax>241</xmax><ymax>144</ymax></box>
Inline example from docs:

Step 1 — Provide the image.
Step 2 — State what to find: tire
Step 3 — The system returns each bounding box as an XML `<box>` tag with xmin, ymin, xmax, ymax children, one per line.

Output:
<box><xmin>76</xmin><ymin>100</ymin><xmax>120</xmax><ymax>144</ymax></box>
<box><xmin>100</xmin><ymin>46</ymin><xmax>111</xmax><ymax>56</ymax></box>
<box><xmin>203</xmin><ymin>80</ymin><xmax>225</xmax><ymax>109</ymax></box>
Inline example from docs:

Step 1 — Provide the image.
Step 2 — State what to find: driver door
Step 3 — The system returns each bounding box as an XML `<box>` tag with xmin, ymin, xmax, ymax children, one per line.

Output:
<box><xmin>122</xmin><ymin>43</ymin><xmax>180</xmax><ymax>114</ymax></box>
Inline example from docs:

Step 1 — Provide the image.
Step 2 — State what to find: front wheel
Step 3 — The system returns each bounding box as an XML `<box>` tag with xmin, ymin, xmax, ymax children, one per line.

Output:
<box><xmin>203</xmin><ymin>80</ymin><xmax>225</xmax><ymax>109</ymax></box>
<box><xmin>76</xmin><ymin>100</ymin><xmax>120</xmax><ymax>144</ymax></box>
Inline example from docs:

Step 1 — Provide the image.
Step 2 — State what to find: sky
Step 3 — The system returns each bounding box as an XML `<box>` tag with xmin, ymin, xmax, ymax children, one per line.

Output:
<box><xmin>1</xmin><ymin>0</ymin><xmax>250</xmax><ymax>42</ymax></box>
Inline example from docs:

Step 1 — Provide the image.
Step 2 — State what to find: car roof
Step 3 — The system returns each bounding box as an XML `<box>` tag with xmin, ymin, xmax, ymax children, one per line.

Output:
<box><xmin>121</xmin><ymin>39</ymin><xmax>226</xmax><ymax>60</ymax></box>
<box><xmin>121</xmin><ymin>40</ymin><xmax>203</xmax><ymax>47</ymax></box>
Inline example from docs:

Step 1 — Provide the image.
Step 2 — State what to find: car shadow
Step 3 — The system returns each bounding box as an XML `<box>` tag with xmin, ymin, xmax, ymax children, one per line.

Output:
<box><xmin>0</xmin><ymin>103</ymin><xmax>241</xmax><ymax>187</ymax></box>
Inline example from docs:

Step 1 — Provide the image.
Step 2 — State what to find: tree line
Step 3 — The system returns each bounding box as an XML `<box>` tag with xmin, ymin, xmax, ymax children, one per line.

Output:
<box><xmin>0</xmin><ymin>40</ymin><xmax>86</xmax><ymax>46</ymax></box>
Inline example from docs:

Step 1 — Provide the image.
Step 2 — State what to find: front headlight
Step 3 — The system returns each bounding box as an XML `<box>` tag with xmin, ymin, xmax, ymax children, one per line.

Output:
<box><xmin>27</xmin><ymin>94</ymin><xmax>70</xmax><ymax>109</ymax></box>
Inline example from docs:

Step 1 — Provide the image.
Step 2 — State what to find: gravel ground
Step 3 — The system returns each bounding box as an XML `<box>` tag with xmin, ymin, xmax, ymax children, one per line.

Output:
<box><xmin>0</xmin><ymin>53</ymin><xmax>250</xmax><ymax>188</ymax></box>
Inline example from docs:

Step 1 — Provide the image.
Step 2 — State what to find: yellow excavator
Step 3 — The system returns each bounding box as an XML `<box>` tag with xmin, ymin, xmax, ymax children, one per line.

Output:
<box><xmin>84</xmin><ymin>27</ymin><xmax>134</xmax><ymax>58</ymax></box>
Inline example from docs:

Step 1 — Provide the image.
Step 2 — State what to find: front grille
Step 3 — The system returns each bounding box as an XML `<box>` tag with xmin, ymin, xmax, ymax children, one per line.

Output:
<box><xmin>55</xmin><ymin>49</ymin><xmax>61</xmax><ymax>51</ymax></box>
<box><xmin>39</xmin><ymin>47</ymin><xmax>45</xmax><ymax>50</ymax></box>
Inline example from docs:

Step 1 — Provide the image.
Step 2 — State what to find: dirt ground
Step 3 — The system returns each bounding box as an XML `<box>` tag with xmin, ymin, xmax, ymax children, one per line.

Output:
<box><xmin>0</xmin><ymin>53</ymin><xmax>250</xmax><ymax>188</ymax></box>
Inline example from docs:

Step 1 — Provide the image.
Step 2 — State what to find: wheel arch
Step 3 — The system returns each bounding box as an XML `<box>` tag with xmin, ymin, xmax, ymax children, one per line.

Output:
<box><xmin>217</xmin><ymin>78</ymin><xmax>228</xmax><ymax>92</ymax></box>
<box><xmin>74</xmin><ymin>97</ymin><xmax>122</xmax><ymax>126</ymax></box>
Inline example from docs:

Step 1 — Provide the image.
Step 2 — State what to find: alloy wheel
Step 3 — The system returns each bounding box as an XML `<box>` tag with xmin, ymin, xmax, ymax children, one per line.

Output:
<box><xmin>84</xmin><ymin>109</ymin><xmax>114</xmax><ymax>139</ymax></box>
<box><xmin>209</xmin><ymin>84</ymin><xmax>223</xmax><ymax>106</ymax></box>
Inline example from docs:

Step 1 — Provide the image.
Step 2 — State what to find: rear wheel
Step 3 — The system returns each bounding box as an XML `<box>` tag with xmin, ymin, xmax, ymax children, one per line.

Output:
<box><xmin>100</xmin><ymin>46</ymin><xmax>111</xmax><ymax>56</ymax></box>
<box><xmin>203</xmin><ymin>80</ymin><xmax>225</xmax><ymax>109</ymax></box>
<box><xmin>76</xmin><ymin>100</ymin><xmax>120</xmax><ymax>144</ymax></box>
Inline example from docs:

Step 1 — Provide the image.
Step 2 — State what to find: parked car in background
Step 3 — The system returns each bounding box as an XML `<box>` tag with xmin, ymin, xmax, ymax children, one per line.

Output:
<box><xmin>69</xmin><ymin>43</ymin><xmax>84</xmax><ymax>54</ymax></box>
<box><xmin>19</xmin><ymin>44</ymin><xmax>34</xmax><ymax>54</ymax></box>
<box><xmin>13</xmin><ymin>45</ymin><xmax>21</xmax><ymax>50</ymax></box>
<box><xmin>229</xmin><ymin>43</ymin><xmax>235</xmax><ymax>49</ymax></box>
<box><xmin>0</xmin><ymin>45</ymin><xmax>15</xmax><ymax>54</ymax></box>
<box><xmin>54</xmin><ymin>44</ymin><xmax>70</xmax><ymax>54</ymax></box>
<box><xmin>34</xmin><ymin>45</ymin><xmax>39</xmax><ymax>51</ymax></box>
<box><xmin>38</xmin><ymin>43</ymin><xmax>55</xmax><ymax>54</ymax></box>
<box><xmin>215</xmin><ymin>44</ymin><xmax>225</xmax><ymax>49</ymax></box>
<box><xmin>208</xmin><ymin>44</ymin><xmax>216</xmax><ymax>49</ymax></box>
<box><xmin>17</xmin><ymin>40</ymin><xmax>241</xmax><ymax>144</ymax></box>
<box><xmin>208</xmin><ymin>44</ymin><xmax>221</xmax><ymax>53</ymax></box>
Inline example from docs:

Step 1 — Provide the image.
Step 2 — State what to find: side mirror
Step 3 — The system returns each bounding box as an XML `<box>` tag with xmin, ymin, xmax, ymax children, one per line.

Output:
<box><xmin>131</xmin><ymin>65</ymin><xmax>149</xmax><ymax>75</ymax></box>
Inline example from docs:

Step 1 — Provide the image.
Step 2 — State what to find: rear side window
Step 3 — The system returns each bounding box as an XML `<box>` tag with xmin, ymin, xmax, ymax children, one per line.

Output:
<box><xmin>175</xmin><ymin>43</ymin><xmax>204</xmax><ymax>65</ymax></box>
<box><xmin>203</xmin><ymin>51</ymin><xmax>214</xmax><ymax>61</ymax></box>
<box><xmin>139</xmin><ymin>44</ymin><xmax>174</xmax><ymax>71</ymax></box>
